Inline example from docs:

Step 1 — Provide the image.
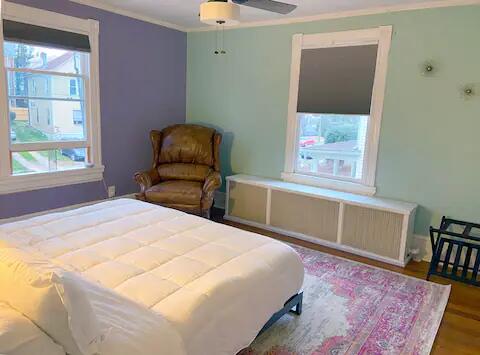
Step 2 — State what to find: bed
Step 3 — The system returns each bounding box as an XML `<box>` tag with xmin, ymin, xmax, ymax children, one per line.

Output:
<box><xmin>0</xmin><ymin>198</ymin><xmax>304</xmax><ymax>355</ymax></box>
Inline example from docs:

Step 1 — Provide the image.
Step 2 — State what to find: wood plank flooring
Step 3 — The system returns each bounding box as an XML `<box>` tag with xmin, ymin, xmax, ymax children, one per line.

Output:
<box><xmin>212</xmin><ymin>210</ymin><xmax>480</xmax><ymax>355</ymax></box>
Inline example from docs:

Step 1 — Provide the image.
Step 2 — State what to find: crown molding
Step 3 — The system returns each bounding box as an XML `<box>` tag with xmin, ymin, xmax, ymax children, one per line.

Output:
<box><xmin>188</xmin><ymin>0</ymin><xmax>480</xmax><ymax>32</ymax></box>
<box><xmin>68</xmin><ymin>0</ymin><xmax>480</xmax><ymax>33</ymax></box>
<box><xmin>69</xmin><ymin>0</ymin><xmax>187</xmax><ymax>32</ymax></box>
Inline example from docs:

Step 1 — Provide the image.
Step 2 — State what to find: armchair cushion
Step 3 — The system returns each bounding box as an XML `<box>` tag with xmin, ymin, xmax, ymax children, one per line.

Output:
<box><xmin>157</xmin><ymin>164</ymin><xmax>211</xmax><ymax>182</ymax></box>
<box><xmin>145</xmin><ymin>181</ymin><xmax>203</xmax><ymax>206</ymax></box>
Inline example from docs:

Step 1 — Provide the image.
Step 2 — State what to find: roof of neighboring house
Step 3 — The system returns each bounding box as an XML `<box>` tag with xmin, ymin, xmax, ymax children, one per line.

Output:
<box><xmin>45</xmin><ymin>52</ymin><xmax>73</xmax><ymax>70</ymax></box>
<box><xmin>31</xmin><ymin>52</ymin><xmax>74</xmax><ymax>71</ymax></box>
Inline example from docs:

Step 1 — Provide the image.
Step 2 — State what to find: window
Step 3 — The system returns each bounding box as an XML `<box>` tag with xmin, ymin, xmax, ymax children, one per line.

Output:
<box><xmin>283</xmin><ymin>27</ymin><xmax>392</xmax><ymax>196</ymax></box>
<box><xmin>0</xmin><ymin>3</ymin><xmax>103</xmax><ymax>194</ymax></box>
<box><xmin>70</xmin><ymin>79</ymin><xmax>78</xmax><ymax>96</ymax></box>
<box><xmin>5</xmin><ymin>41</ymin><xmax>89</xmax><ymax>174</ymax></box>
<box><xmin>72</xmin><ymin>109</ymin><xmax>83</xmax><ymax>125</ymax></box>
<box><xmin>297</xmin><ymin>113</ymin><xmax>368</xmax><ymax>179</ymax></box>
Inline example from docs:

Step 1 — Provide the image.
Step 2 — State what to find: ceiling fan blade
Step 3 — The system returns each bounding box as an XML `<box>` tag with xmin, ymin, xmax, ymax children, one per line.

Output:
<box><xmin>232</xmin><ymin>0</ymin><xmax>297</xmax><ymax>15</ymax></box>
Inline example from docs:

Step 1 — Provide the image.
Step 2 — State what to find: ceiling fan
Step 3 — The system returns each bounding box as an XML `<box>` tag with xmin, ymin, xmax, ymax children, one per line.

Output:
<box><xmin>230</xmin><ymin>0</ymin><xmax>297</xmax><ymax>15</ymax></box>
<box><xmin>200</xmin><ymin>0</ymin><xmax>297</xmax><ymax>26</ymax></box>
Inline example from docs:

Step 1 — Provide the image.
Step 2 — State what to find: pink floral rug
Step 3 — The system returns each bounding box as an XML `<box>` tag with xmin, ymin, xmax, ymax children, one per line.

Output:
<box><xmin>241</xmin><ymin>245</ymin><xmax>450</xmax><ymax>355</ymax></box>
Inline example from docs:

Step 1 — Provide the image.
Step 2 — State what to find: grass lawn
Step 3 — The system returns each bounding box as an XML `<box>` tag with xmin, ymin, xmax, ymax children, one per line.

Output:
<box><xmin>12</xmin><ymin>158</ymin><xmax>31</xmax><ymax>174</ymax></box>
<box><xmin>11</xmin><ymin>120</ymin><xmax>79</xmax><ymax>168</ymax></box>
<box><xmin>11</xmin><ymin>120</ymin><xmax>48</xmax><ymax>142</ymax></box>
<box><xmin>19</xmin><ymin>151</ymin><xmax>36</xmax><ymax>161</ymax></box>
<box><xmin>37</xmin><ymin>150</ymin><xmax>71</xmax><ymax>162</ymax></box>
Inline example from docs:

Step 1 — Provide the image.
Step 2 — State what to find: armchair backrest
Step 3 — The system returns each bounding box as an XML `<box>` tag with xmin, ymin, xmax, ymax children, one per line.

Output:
<box><xmin>150</xmin><ymin>124</ymin><xmax>221</xmax><ymax>182</ymax></box>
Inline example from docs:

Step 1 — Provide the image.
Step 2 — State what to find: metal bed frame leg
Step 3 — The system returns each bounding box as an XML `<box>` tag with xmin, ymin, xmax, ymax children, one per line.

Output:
<box><xmin>257</xmin><ymin>292</ymin><xmax>303</xmax><ymax>336</ymax></box>
<box><xmin>292</xmin><ymin>293</ymin><xmax>303</xmax><ymax>315</ymax></box>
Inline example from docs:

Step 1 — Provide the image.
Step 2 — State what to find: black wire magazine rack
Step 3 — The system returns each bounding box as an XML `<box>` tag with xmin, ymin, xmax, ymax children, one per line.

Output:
<box><xmin>428</xmin><ymin>217</ymin><xmax>480</xmax><ymax>286</ymax></box>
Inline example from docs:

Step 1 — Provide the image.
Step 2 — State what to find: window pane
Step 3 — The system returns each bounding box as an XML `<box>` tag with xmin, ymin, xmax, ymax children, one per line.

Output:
<box><xmin>4</xmin><ymin>41</ymin><xmax>86</xmax><ymax>74</ymax></box>
<box><xmin>7</xmin><ymin>70</ymin><xmax>83</xmax><ymax>100</ymax></box>
<box><xmin>296</xmin><ymin>113</ymin><xmax>369</xmax><ymax>180</ymax></box>
<box><xmin>12</xmin><ymin>149</ymin><xmax>87</xmax><ymax>175</ymax></box>
<box><xmin>9</xmin><ymin>99</ymin><xmax>86</xmax><ymax>142</ymax></box>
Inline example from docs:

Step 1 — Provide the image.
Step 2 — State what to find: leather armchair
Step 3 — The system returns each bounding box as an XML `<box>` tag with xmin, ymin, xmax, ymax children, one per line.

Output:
<box><xmin>134</xmin><ymin>124</ymin><xmax>222</xmax><ymax>218</ymax></box>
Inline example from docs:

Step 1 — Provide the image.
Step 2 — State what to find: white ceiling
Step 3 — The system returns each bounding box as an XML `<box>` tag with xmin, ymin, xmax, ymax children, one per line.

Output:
<box><xmin>72</xmin><ymin>0</ymin><xmax>454</xmax><ymax>30</ymax></box>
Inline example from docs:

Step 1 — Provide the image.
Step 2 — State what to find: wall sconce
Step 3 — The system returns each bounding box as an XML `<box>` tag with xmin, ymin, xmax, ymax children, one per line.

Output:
<box><xmin>461</xmin><ymin>85</ymin><xmax>475</xmax><ymax>99</ymax></box>
<box><xmin>421</xmin><ymin>61</ymin><xmax>436</xmax><ymax>76</ymax></box>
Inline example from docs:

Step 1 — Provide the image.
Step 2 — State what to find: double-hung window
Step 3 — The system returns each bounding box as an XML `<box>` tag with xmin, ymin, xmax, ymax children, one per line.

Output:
<box><xmin>0</xmin><ymin>3</ymin><xmax>102</xmax><ymax>194</ymax></box>
<box><xmin>283</xmin><ymin>27</ymin><xmax>392</xmax><ymax>196</ymax></box>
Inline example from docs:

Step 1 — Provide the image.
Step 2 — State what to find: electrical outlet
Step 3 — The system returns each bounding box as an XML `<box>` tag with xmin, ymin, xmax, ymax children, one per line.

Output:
<box><xmin>107</xmin><ymin>185</ymin><xmax>116</xmax><ymax>198</ymax></box>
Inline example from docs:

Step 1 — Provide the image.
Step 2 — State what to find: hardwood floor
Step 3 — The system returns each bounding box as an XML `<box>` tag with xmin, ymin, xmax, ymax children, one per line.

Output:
<box><xmin>212</xmin><ymin>209</ymin><xmax>480</xmax><ymax>355</ymax></box>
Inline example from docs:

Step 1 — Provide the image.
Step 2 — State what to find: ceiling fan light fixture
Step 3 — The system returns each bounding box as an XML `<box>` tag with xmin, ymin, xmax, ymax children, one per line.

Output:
<box><xmin>200</xmin><ymin>1</ymin><xmax>240</xmax><ymax>26</ymax></box>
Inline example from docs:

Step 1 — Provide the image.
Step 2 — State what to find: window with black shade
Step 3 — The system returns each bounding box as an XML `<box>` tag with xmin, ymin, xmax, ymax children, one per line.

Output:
<box><xmin>0</xmin><ymin>3</ymin><xmax>103</xmax><ymax>193</ymax></box>
<box><xmin>284</xmin><ymin>28</ymin><xmax>392</xmax><ymax>195</ymax></box>
<box><xmin>296</xmin><ymin>45</ymin><xmax>377</xmax><ymax>181</ymax></box>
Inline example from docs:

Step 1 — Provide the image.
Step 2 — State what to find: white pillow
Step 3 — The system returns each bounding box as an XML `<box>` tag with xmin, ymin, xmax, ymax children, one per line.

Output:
<box><xmin>0</xmin><ymin>302</ymin><xmax>65</xmax><ymax>355</ymax></box>
<box><xmin>0</xmin><ymin>248</ymin><xmax>102</xmax><ymax>355</ymax></box>
<box><xmin>0</xmin><ymin>248</ymin><xmax>186</xmax><ymax>355</ymax></box>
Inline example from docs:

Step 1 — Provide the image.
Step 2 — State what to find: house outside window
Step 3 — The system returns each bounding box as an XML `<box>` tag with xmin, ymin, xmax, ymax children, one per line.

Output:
<box><xmin>283</xmin><ymin>27</ymin><xmax>392</xmax><ymax>196</ymax></box>
<box><xmin>296</xmin><ymin>113</ymin><xmax>369</xmax><ymax>180</ymax></box>
<box><xmin>70</xmin><ymin>79</ymin><xmax>78</xmax><ymax>96</ymax></box>
<box><xmin>0</xmin><ymin>3</ymin><xmax>103</xmax><ymax>194</ymax></box>
<box><xmin>73</xmin><ymin>109</ymin><xmax>83</xmax><ymax>125</ymax></box>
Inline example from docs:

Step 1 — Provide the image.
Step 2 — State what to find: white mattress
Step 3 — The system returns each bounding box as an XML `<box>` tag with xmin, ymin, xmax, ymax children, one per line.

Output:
<box><xmin>0</xmin><ymin>199</ymin><xmax>304</xmax><ymax>355</ymax></box>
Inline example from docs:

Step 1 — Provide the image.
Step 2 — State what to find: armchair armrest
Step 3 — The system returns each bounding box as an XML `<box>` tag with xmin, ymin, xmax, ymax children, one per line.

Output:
<box><xmin>201</xmin><ymin>171</ymin><xmax>222</xmax><ymax>211</ymax></box>
<box><xmin>134</xmin><ymin>169</ymin><xmax>160</xmax><ymax>200</ymax></box>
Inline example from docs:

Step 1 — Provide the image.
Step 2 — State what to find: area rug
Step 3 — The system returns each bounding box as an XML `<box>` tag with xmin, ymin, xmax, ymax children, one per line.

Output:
<box><xmin>241</xmin><ymin>245</ymin><xmax>450</xmax><ymax>355</ymax></box>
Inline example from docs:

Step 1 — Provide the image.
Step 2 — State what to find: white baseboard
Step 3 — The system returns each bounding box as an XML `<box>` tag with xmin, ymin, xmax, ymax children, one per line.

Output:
<box><xmin>0</xmin><ymin>194</ymin><xmax>136</xmax><ymax>225</ymax></box>
<box><xmin>214</xmin><ymin>191</ymin><xmax>226</xmax><ymax>209</ymax></box>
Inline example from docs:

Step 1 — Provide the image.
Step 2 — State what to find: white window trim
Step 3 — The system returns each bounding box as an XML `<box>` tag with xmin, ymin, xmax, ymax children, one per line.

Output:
<box><xmin>0</xmin><ymin>2</ymin><xmax>103</xmax><ymax>195</ymax></box>
<box><xmin>283</xmin><ymin>26</ymin><xmax>392</xmax><ymax>196</ymax></box>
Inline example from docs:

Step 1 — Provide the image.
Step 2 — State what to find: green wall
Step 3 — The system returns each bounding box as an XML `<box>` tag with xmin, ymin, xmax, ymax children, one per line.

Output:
<box><xmin>187</xmin><ymin>5</ymin><xmax>480</xmax><ymax>235</ymax></box>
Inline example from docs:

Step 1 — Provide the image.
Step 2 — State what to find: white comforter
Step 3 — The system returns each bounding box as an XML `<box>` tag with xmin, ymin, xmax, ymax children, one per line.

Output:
<box><xmin>0</xmin><ymin>199</ymin><xmax>304</xmax><ymax>355</ymax></box>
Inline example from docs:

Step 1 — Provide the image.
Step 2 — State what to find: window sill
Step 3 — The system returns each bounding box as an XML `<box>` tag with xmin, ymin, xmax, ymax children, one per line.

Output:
<box><xmin>281</xmin><ymin>172</ymin><xmax>376</xmax><ymax>196</ymax></box>
<box><xmin>0</xmin><ymin>166</ymin><xmax>104</xmax><ymax>195</ymax></box>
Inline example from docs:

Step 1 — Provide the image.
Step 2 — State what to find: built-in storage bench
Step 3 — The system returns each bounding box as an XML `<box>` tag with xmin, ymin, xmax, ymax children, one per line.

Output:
<box><xmin>225</xmin><ymin>174</ymin><xmax>417</xmax><ymax>267</ymax></box>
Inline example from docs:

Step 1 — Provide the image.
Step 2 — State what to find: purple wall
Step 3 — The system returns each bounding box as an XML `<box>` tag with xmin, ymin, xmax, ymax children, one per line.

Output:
<box><xmin>0</xmin><ymin>0</ymin><xmax>186</xmax><ymax>219</ymax></box>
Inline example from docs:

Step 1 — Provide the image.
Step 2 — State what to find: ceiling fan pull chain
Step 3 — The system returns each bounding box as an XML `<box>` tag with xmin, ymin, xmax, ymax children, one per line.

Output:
<box><xmin>221</xmin><ymin>24</ymin><xmax>226</xmax><ymax>54</ymax></box>
<box><xmin>214</xmin><ymin>25</ymin><xmax>219</xmax><ymax>54</ymax></box>
<box><xmin>214</xmin><ymin>20</ymin><xmax>226</xmax><ymax>55</ymax></box>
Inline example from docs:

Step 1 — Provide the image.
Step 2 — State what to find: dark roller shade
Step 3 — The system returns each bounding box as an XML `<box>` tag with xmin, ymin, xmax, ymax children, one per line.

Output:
<box><xmin>297</xmin><ymin>45</ymin><xmax>378</xmax><ymax>115</ymax></box>
<box><xmin>3</xmin><ymin>20</ymin><xmax>90</xmax><ymax>52</ymax></box>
